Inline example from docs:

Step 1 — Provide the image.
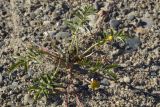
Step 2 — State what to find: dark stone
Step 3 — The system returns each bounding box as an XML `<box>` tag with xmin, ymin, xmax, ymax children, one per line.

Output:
<box><xmin>62</xmin><ymin>2</ymin><xmax>69</xmax><ymax>12</ymax></box>
<box><xmin>2</xmin><ymin>11</ymin><xmax>7</xmax><ymax>16</ymax></box>
<box><xmin>94</xmin><ymin>1</ymin><xmax>104</xmax><ymax>10</ymax></box>
<box><xmin>149</xmin><ymin>71</ymin><xmax>158</xmax><ymax>77</ymax></box>
<box><xmin>0</xmin><ymin>65</ymin><xmax>4</xmax><ymax>73</ymax></box>
<box><xmin>112</xmin><ymin>11</ymin><xmax>119</xmax><ymax>17</ymax></box>
<box><xmin>138</xmin><ymin>20</ymin><xmax>147</xmax><ymax>27</ymax></box>
<box><xmin>109</xmin><ymin>19</ymin><xmax>121</xmax><ymax>30</ymax></box>
<box><xmin>1</xmin><ymin>93</ymin><xmax>7</xmax><ymax>99</ymax></box>
<box><xmin>122</xmin><ymin>8</ymin><xmax>130</xmax><ymax>15</ymax></box>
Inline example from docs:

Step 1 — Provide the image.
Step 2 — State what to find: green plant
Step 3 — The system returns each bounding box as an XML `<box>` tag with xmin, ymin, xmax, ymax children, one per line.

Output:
<box><xmin>99</xmin><ymin>28</ymin><xmax>128</xmax><ymax>43</ymax></box>
<box><xmin>79</xmin><ymin>58</ymin><xmax>119</xmax><ymax>80</ymax></box>
<box><xmin>8</xmin><ymin>4</ymin><xmax>128</xmax><ymax>106</ymax></box>
<box><xmin>65</xmin><ymin>4</ymin><xmax>96</xmax><ymax>55</ymax></box>
<box><xmin>29</xmin><ymin>73</ymin><xmax>64</xmax><ymax>99</ymax></box>
<box><xmin>109</xmin><ymin>28</ymin><xmax>128</xmax><ymax>42</ymax></box>
<box><xmin>8</xmin><ymin>45</ymin><xmax>42</xmax><ymax>73</ymax></box>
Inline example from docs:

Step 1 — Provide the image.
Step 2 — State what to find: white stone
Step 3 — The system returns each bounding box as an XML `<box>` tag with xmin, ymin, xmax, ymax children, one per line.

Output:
<box><xmin>23</xmin><ymin>94</ymin><xmax>30</xmax><ymax>105</ymax></box>
<box><xmin>123</xmin><ymin>76</ymin><xmax>130</xmax><ymax>83</ymax></box>
<box><xmin>43</xmin><ymin>21</ymin><xmax>51</xmax><ymax>26</ymax></box>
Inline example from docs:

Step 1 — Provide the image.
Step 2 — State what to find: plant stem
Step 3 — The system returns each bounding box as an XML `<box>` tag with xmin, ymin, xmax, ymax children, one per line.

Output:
<box><xmin>75</xmin><ymin>34</ymin><xmax>79</xmax><ymax>55</ymax></box>
<box><xmin>82</xmin><ymin>42</ymin><xmax>98</xmax><ymax>56</ymax></box>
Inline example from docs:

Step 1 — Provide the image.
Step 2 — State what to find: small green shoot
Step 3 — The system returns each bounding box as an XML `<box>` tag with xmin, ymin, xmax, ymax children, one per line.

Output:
<box><xmin>29</xmin><ymin>73</ymin><xmax>63</xmax><ymax>100</ymax></box>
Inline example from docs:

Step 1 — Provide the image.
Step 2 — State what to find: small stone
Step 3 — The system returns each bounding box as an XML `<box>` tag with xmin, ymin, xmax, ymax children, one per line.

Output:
<box><xmin>10</xmin><ymin>82</ymin><xmax>18</xmax><ymax>89</ymax></box>
<box><xmin>7</xmin><ymin>101</ymin><xmax>14</xmax><ymax>106</ymax></box>
<box><xmin>28</xmin><ymin>68</ymin><xmax>34</xmax><ymax>77</ymax></box>
<box><xmin>135</xmin><ymin>86</ymin><xmax>144</xmax><ymax>90</ymax></box>
<box><xmin>126</xmin><ymin>37</ymin><xmax>141</xmax><ymax>50</ymax></box>
<box><xmin>0</xmin><ymin>65</ymin><xmax>4</xmax><ymax>72</ymax></box>
<box><xmin>21</xmin><ymin>36</ymin><xmax>28</xmax><ymax>41</ymax></box>
<box><xmin>0</xmin><ymin>87</ymin><xmax>5</xmax><ymax>92</ymax></box>
<box><xmin>62</xmin><ymin>2</ymin><xmax>69</xmax><ymax>11</ymax></box>
<box><xmin>150</xmin><ymin>78</ymin><xmax>157</xmax><ymax>86</ymax></box>
<box><xmin>0</xmin><ymin>74</ymin><xmax>3</xmax><ymax>83</ymax></box>
<box><xmin>43</xmin><ymin>21</ymin><xmax>51</xmax><ymax>26</ymax></box>
<box><xmin>94</xmin><ymin>1</ymin><xmax>104</xmax><ymax>10</ymax></box>
<box><xmin>23</xmin><ymin>94</ymin><xmax>30</xmax><ymax>105</ymax></box>
<box><xmin>144</xmin><ymin>12</ymin><xmax>151</xmax><ymax>18</ymax></box>
<box><xmin>109</xmin><ymin>81</ymin><xmax>116</xmax><ymax>88</ymax></box>
<box><xmin>51</xmin><ymin>12</ymin><xmax>59</xmax><ymax>20</ymax></box>
<box><xmin>127</xmin><ymin>12</ymin><xmax>135</xmax><ymax>20</ymax></box>
<box><xmin>149</xmin><ymin>71</ymin><xmax>158</xmax><ymax>77</ymax></box>
<box><xmin>100</xmin><ymin>85</ymin><xmax>105</xmax><ymax>89</ymax></box>
<box><xmin>34</xmin><ymin>7</ymin><xmax>43</xmax><ymax>15</ymax></box>
<box><xmin>30</xmin><ymin>13</ymin><xmax>36</xmax><ymax>19</ymax></box>
<box><xmin>0</xmin><ymin>41</ymin><xmax>5</xmax><ymax>48</ymax></box>
<box><xmin>30</xmin><ymin>21</ymin><xmax>37</xmax><ymax>26</ymax></box>
<box><xmin>123</xmin><ymin>76</ymin><xmax>130</xmax><ymax>83</ymax></box>
<box><xmin>119</xmin><ymin>78</ymin><xmax>124</xmax><ymax>83</ymax></box>
<box><xmin>56</xmin><ymin>32</ymin><xmax>71</xmax><ymax>40</ymax></box>
<box><xmin>17</xmin><ymin>94</ymin><xmax>23</xmax><ymax>102</ymax></box>
<box><xmin>43</xmin><ymin>31</ymin><xmax>57</xmax><ymax>37</ymax></box>
<box><xmin>156</xmin><ymin>103</ymin><xmax>160</xmax><ymax>107</ymax></box>
<box><xmin>122</xmin><ymin>8</ymin><xmax>130</xmax><ymax>15</ymax></box>
<box><xmin>111</xmin><ymin>49</ymin><xmax>119</xmax><ymax>57</ymax></box>
<box><xmin>39</xmin><ymin>96</ymin><xmax>47</xmax><ymax>105</ymax></box>
<box><xmin>150</xmin><ymin>65</ymin><xmax>159</xmax><ymax>71</ymax></box>
<box><xmin>1</xmin><ymin>93</ymin><xmax>7</xmax><ymax>99</ymax></box>
<box><xmin>101</xmin><ymin>78</ymin><xmax>109</xmax><ymax>85</ymax></box>
<box><xmin>21</xmin><ymin>75</ymin><xmax>29</xmax><ymax>82</ymax></box>
<box><xmin>119</xmin><ymin>64</ymin><xmax>127</xmax><ymax>67</ymax></box>
<box><xmin>109</xmin><ymin>19</ymin><xmax>121</xmax><ymax>30</ymax></box>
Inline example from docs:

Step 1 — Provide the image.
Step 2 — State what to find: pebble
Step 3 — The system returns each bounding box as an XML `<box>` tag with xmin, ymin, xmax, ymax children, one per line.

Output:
<box><xmin>111</xmin><ymin>49</ymin><xmax>119</xmax><ymax>57</ymax></box>
<box><xmin>149</xmin><ymin>71</ymin><xmax>158</xmax><ymax>77</ymax></box>
<box><xmin>94</xmin><ymin>1</ymin><xmax>104</xmax><ymax>10</ymax></box>
<box><xmin>123</xmin><ymin>76</ymin><xmax>130</xmax><ymax>83</ymax></box>
<box><xmin>109</xmin><ymin>19</ymin><xmax>121</xmax><ymax>30</ymax></box>
<box><xmin>16</xmin><ymin>94</ymin><xmax>23</xmax><ymax>102</ymax></box>
<box><xmin>21</xmin><ymin>36</ymin><xmax>28</xmax><ymax>41</ymax></box>
<box><xmin>126</xmin><ymin>37</ymin><xmax>141</xmax><ymax>50</ymax></box>
<box><xmin>23</xmin><ymin>94</ymin><xmax>30</xmax><ymax>105</ymax></box>
<box><xmin>109</xmin><ymin>81</ymin><xmax>116</xmax><ymax>88</ymax></box>
<box><xmin>0</xmin><ymin>65</ymin><xmax>4</xmax><ymax>72</ymax></box>
<box><xmin>127</xmin><ymin>12</ymin><xmax>135</xmax><ymax>20</ymax></box>
<box><xmin>43</xmin><ymin>31</ymin><xmax>57</xmax><ymax>37</ymax></box>
<box><xmin>1</xmin><ymin>93</ymin><xmax>7</xmax><ymax>99</ymax></box>
<box><xmin>27</xmin><ymin>68</ymin><xmax>34</xmax><ymax>77</ymax></box>
<box><xmin>135</xmin><ymin>86</ymin><xmax>144</xmax><ymax>90</ymax></box>
<box><xmin>150</xmin><ymin>65</ymin><xmax>159</xmax><ymax>71</ymax></box>
<box><xmin>101</xmin><ymin>78</ymin><xmax>109</xmax><ymax>85</ymax></box>
<box><xmin>30</xmin><ymin>12</ymin><xmax>36</xmax><ymax>19</ymax></box>
<box><xmin>10</xmin><ymin>82</ymin><xmax>18</xmax><ymax>89</ymax></box>
<box><xmin>43</xmin><ymin>21</ymin><xmax>51</xmax><ymax>26</ymax></box>
<box><xmin>122</xmin><ymin>8</ymin><xmax>130</xmax><ymax>15</ymax></box>
<box><xmin>0</xmin><ymin>74</ymin><xmax>3</xmax><ymax>84</ymax></box>
<box><xmin>0</xmin><ymin>41</ymin><xmax>5</xmax><ymax>48</ymax></box>
<box><xmin>156</xmin><ymin>103</ymin><xmax>160</xmax><ymax>107</ymax></box>
<box><xmin>39</xmin><ymin>96</ymin><xmax>47</xmax><ymax>105</ymax></box>
<box><xmin>0</xmin><ymin>86</ymin><xmax>7</xmax><ymax>92</ymax></box>
<box><xmin>56</xmin><ymin>31</ymin><xmax>71</xmax><ymax>40</ymax></box>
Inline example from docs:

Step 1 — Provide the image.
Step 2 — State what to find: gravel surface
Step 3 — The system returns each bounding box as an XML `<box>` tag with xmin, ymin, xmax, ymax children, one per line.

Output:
<box><xmin>0</xmin><ymin>0</ymin><xmax>160</xmax><ymax>107</ymax></box>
